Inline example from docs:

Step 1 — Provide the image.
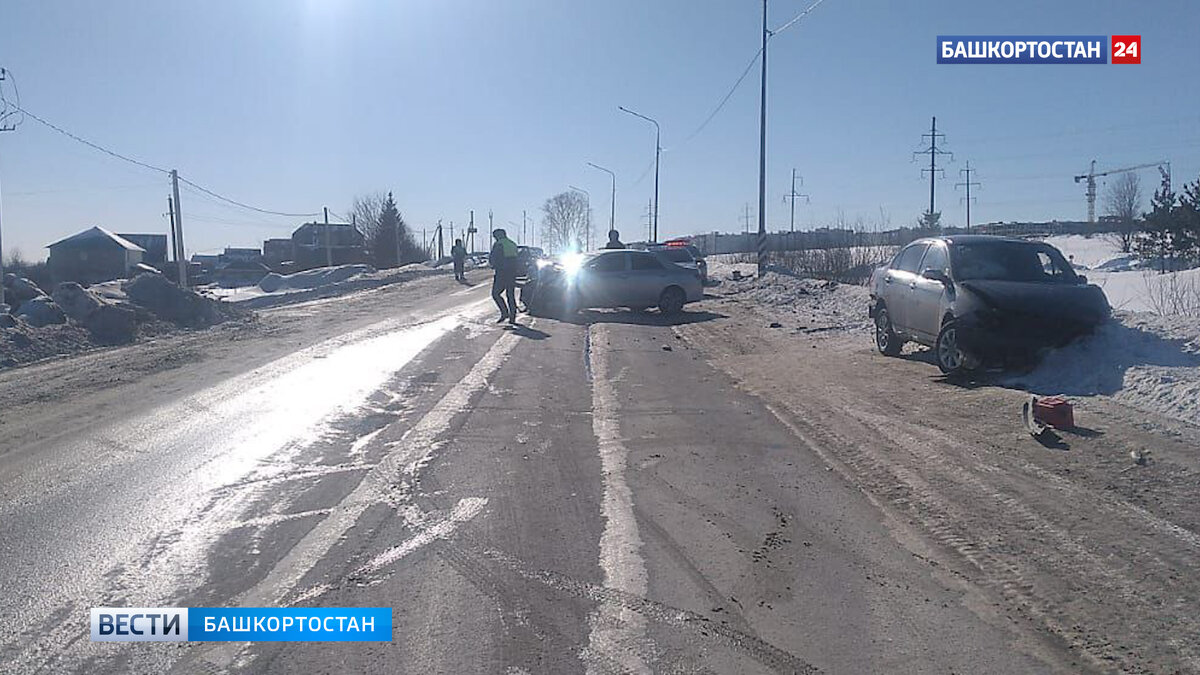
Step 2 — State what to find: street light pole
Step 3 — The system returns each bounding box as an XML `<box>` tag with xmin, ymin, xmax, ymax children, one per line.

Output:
<box><xmin>568</xmin><ymin>185</ymin><xmax>591</xmax><ymax>250</ymax></box>
<box><xmin>619</xmin><ymin>106</ymin><xmax>660</xmax><ymax>242</ymax></box>
<box><xmin>757</xmin><ymin>0</ymin><xmax>769</xmax><ymax>273</ymax></box>
<box><xmin>587</xmin><ymin>162</ymin><xmax>616</xmax><ymax>240</ymax></box>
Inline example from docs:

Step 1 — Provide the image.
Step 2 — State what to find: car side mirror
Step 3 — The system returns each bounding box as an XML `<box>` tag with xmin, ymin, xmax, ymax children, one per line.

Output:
<box><xmin>921</xmin><ymin>268</ymin><xmax>950</xmax><ymax>284</ymax></box>
<box><xmin>1077</xmin><ymin>274</ymin><xmax>1088</xmax><ymax>284</ymax></box>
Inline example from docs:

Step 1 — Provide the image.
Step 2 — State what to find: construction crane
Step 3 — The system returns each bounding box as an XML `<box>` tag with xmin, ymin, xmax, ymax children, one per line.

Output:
<box><xmin>1074</xmin><ymin>159</ymin><xmax>1169</xmax><ymax>223</ymax></box>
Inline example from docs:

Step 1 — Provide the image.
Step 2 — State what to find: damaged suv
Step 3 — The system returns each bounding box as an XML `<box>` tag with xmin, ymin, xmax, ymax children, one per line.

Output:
<box><xmin>868</xmin><ymin>235</ymin><xmax>1110</xmax><ymax>374</ymax></box>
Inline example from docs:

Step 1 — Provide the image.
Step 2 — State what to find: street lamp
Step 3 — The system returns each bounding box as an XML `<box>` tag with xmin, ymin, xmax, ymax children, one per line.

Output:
<box><xmin>568</xmin><ymin>185</ymin><xmax>591</xmax><ymax>250</ymax></box>
<box><xmin>618</xmin><ymin>106</ymin><xmax>660</xmax><ymax>243</ymax></box>
<box><xmin>587</xmin><ymin>162</ymin><xmax>616</xmax><ymax>240</ymax></box>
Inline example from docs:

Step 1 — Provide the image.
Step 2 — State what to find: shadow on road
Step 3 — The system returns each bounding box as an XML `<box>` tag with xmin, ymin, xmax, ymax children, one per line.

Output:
<box><xmin>531</xmin><ymin>308</ymin><xmax>726</xmax><ymax>328</ymax></box>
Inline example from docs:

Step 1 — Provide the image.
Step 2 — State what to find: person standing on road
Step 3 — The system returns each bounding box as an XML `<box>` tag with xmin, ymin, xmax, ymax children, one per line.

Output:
<box><xmin>603</xmin><ymin>229</ymin><xmax>625</xmax><ymax>249</ymax></box>
<box><xmin>490</xmin><ymin>228</ymin><xmax>519</xmax><ymax>324</ymax></box>
<box><xmin>451</xmin><ymin>238</ymin><xmax>467</xmax><ymax>281</ymax></box>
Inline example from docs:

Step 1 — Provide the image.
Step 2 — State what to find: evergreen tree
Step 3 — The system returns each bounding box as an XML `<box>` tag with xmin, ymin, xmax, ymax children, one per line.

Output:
<box><xmin>1136</xmin><ymin>171</ymin><xmax>1177</xmax><ymax>272</ymax></box>
<box><xmin>1177</xmin><ymin>174</ymin><xmax>1200</xmax><ymax>266</ymax></box>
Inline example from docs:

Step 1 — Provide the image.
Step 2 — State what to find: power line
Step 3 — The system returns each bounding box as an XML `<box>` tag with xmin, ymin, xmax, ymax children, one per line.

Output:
<box><xmin>772</xmin><ymin>0</ymin><xmax>829</xmax><ymax>36</ymax></box>
<box><xmin>176</xmin><ymin>177</ymin><xmax>320</xmax><ymax>218</ymax></box>
<box><xmin>3</xmin><ymin>98</ymin><xmax>320</xmax><ymax>217</ymax></box>
<box><xmin>4</xmin><ymin>100</ymin><xmax>170</xmax><ymax>174</ymax></box>
<box><xmin>675</xmin><ymin>47</ymin><xmax>763</xmax><ymax>147</ymax></box>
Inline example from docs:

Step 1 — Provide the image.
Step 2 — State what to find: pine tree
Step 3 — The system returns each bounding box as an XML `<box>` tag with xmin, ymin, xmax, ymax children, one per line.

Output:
<box><xmin>1136</xmin><ymin>171</ymin><xmax>1177</xmax><ymax>273</ymax></box>
<box><xmin>1177</xmin><ymin>174</ymin><xmax>1200</xmax><ymax>266</ymax></box>
<box><xmin>377</xmin><ymin>192</ymin><xmax>402</xmax><ymax>268</ymax></box>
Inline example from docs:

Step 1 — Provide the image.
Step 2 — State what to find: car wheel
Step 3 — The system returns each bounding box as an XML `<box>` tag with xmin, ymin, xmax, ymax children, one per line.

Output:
<box><xmin>874</xmin><ymin>305</ymin><xmax>903</xmax><ymax>356</ymax></box>
<box><xmin>658</xmin><ymin>286</ymin><xmax>685</xmax><ymax>315</ymax></box>
<box><xmin>935</xmin><ymin>320</ymin><xmax>979</xmax><ymax>374</ymax></box>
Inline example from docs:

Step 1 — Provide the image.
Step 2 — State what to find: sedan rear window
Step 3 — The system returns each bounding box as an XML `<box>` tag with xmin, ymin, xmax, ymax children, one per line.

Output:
<box><xmin>631</xmin><ymin>254</ymin><xmax>664</xmax><ymax>270</ymax></box>
<box><xmin>654</xmin><ymin>249</ymin><xmax>694</xmax><ymax>263</ymax></box>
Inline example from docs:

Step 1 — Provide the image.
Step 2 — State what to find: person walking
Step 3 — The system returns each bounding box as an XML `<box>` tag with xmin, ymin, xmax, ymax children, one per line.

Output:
<box><xmin>489</xmin><ymin>228</ymin><xmax>519</xmax><ymax>324</ymax></box>
<box><xmin>603</xmin><ymin>229</ymin><xmax>625</xmax><ymax>249</ymax></box>
<box><xmin>451</xmin><ymin>238</ymin><xmax>467</xmax><ymax>281</ymax></box>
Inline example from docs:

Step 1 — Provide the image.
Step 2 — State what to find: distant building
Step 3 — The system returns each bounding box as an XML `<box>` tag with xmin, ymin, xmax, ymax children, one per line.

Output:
<box><xmin>190</xmin><ymin>254</ymin><xmax>221</xmax><ymax>273</ymax></box>
<box><xmin>118</xmin><ymin>233</ymin><xmax>169</xmax><ymax>267</ymax></box>
<box><xmin>47</xmin><ymin>226</ymin><xmax>146</xmax><ymax>285</ymax></box>
<box><xmin>212</xmin><ymin>259</ymin><xmax>271</xmax><ymax>288</ymax></box>
<box><xmin>291</xmin><ymin>222</ymin><xmax>367</xmax><ymax>269</ymax></box>
<box><xmin>220</xmin><ymin>247</ymin><xmax>263</xmax><ymax>264</ymax></box>
<box><xmin>262</xmin><ymin>238</ymin><xmax>293</xmax><ymax>267</ymax></box>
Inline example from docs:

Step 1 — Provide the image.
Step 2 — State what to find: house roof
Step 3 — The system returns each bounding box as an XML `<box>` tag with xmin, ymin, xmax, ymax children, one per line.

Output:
<box><xmin>47</xmin><ymin>226</ymin><xmax>147</xmax><ymax>252</ymax></box>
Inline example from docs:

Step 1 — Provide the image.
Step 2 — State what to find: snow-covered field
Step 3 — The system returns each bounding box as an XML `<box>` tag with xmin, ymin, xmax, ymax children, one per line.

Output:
<box><xmin>1040</xmin><ymin>234</ymin><xmax>1200</xmax><ymax>315</ymax></box>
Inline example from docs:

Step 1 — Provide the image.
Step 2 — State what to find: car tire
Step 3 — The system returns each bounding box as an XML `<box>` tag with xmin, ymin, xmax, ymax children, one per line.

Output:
<box><xmin>874</xmin><ymin>304</ymin><xmax>903</xmax><ymax>356</ymax></box>
<box><xmin>935</xmin><ymin>319</ymin><xmax>979</xmax><ymax>375</ymax></box>
<box><xmin>658</xmin><ymin>286</ymin><xmax>686</xmax><ymax>315</ymax></box>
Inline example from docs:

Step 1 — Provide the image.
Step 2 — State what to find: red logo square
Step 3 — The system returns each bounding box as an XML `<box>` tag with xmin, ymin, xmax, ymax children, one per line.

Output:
<box><xmin>1112</xmin><ymin>35</ymin><xmax>1141</xmax><ymax>64</ymax></box>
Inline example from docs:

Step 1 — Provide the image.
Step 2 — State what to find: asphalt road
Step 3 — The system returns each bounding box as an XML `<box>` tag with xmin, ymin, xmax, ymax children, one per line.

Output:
<box><xmin>0</xmin><ymin>275</ymin><xmax>1073</xmax><ymax>674</ymax></box>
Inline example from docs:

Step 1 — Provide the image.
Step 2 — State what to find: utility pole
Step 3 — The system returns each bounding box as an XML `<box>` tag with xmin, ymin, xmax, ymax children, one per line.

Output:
<box><xmin>170</xmin><ymin>170</ymin><xmax>188</xmax><ymax>286</ymax></box>
<box><xmin>740</xmin><ymin>202</ymin><xmax>754</xmax><ymax>235</ymax></box>
<box><xmin>167</xmin><ymin>196</ymin><xmax>178</xmax><ymax>266</ymax></box>
<box><xmin>323</xmin><ymin>206</ymin><xmax>332</xmax><ymax>267</ymax></box>
<box><xmin>956</xmin><ymin>161</ymin><xmax>981</xmax><ymax>232</ymax></box>
<box><xmin>643</xmin><ymin>199</ymin><xmax>653</xmax><ymax>242</ymax></box>
<box><xmin>913</xmin><ymin>116</ymin><xmax>952</xmax><ymax>226</ymax></box>
<box><xmin>756</xmin><ymin>0</ymin><xmax>769</xmax><ymax>273</ymax></box>
<box><xmin>784</xmin><ymin>168</ymin><xmax>809</xmax><ymax>233</ymax></box>
<box><xmin>0</xmin><ymin>67</ymin><xmax>17</xmax><ymax>308</ymax></box>
<box><xmin>437</xmin><ymin>219</ymin><xmax>444</xmax><ymax>260</ymax></box>
<box><xmin>522</xmin><ymin>209</ymin><xmax>527</xmax><ymax>246</ymax></box>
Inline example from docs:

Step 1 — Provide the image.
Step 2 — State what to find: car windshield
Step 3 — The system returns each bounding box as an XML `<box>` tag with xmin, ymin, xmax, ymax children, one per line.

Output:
<box><xmin>951</xmin><ymin>242</ymin><xmax>1077</xmax><ymax>282</ymax></box>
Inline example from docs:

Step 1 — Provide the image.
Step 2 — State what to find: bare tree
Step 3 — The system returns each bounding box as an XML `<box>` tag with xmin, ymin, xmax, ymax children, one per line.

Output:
<box><xmin>349</xmin><ymin>192</ymin><xmax>386</xmax><ymax>261</ymax></box>
<box><xmin>541</xmin><ymin>191</ymin><xmax>589</xmax><ymax>253</ymax></box>
<box><xmin>1103</xmin><ymin>172</ymin><xmax>1142</xmax><ymax>253</ymax></box>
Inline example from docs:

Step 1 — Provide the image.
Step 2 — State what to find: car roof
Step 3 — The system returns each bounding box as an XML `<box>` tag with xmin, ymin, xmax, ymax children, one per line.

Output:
<box><xmin>932</xmin><ymin>234</ymin><xmax>1032</xmax><ymax>246</ymax></box>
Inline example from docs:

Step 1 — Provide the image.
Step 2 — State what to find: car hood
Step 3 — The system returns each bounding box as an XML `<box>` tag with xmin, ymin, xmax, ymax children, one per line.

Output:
<box><xmin>958</xmin><ymin>279</ymin><xmax>1110</xmax><ymax>324</ymax></box>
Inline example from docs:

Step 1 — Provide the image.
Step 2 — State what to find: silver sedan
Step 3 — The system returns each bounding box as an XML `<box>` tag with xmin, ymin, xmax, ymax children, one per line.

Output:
<box><xmin>522</xmin><ymin>249</ymin><xmax>703</xmax><ymax>316</ymax></box>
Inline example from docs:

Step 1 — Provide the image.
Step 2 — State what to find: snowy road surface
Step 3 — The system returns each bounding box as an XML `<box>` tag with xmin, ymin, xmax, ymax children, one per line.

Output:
<box><xmin>0</xmin><ymin>271</ymin><xmax>1193</xmax><ymax>673</ymax></box>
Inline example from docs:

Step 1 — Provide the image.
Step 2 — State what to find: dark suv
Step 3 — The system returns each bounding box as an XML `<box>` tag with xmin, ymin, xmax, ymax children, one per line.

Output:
<box><xmin>868</xmin><ymin>235</ymin><xmax>1110</xmax><ymax>374</ymax></box>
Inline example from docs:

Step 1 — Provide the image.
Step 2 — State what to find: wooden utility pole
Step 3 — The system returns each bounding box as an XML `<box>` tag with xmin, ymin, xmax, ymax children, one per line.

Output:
<box><xmin>170</xmin><ymin>170</ymin><xmax>187</xmax><ymax>286</ymax></box>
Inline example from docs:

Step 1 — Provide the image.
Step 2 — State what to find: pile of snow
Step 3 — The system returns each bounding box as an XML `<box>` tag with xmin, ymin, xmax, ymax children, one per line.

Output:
<box><xmin>713</xmin><ymin>263</ymin><xmax>870</xmax><ymax>332</ymax></box>
<box><xmin>1005</xmin><ymin>311</ymin><xmax>1200</xmax><ymax>427</ymax></box>
<box><xmin>202</xmin><ymin>262</ymin><xmax>443</xmax><ymax>309</ymax></box>
<box><xmin>258</xmin><ymin>264</ymin><xmax>375</xmax><ymax>293</ymax></box>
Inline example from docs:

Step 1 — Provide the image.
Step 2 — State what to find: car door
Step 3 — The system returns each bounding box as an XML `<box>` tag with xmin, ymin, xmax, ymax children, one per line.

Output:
<box><xmin>580</xmin><ymin>251</ymin><xmax>628</xmax><ymax>307</ymax></box>
<box><xmin>907</xmin><ymin>242</ymin><xmax>950</xmax><ymax>340</ymax></box>
<box><xmin>628</xmin><ymin>252</ymin><xmax>668</xmax><ymax>306</ymax></box>
<box><xmin>883</xmin><ymin>242</ymin><xmax>929</xmax><ymax>331</ymax></box>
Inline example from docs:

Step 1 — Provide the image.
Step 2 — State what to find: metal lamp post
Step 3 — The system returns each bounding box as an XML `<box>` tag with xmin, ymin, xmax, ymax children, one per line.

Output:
<box><xmin>587</xmin><ymin>162</ymin><xmax>616</xmax><ymax>241</ymax></box>
<box><xmin>618</xmin><ymin>106</ymin><xmax>660</xmax><ymax>243</ymax></box>
<box><xmin>568</xmin><ymin>185</ymin><xmax>591</xmax><ymax>250</ymax></box>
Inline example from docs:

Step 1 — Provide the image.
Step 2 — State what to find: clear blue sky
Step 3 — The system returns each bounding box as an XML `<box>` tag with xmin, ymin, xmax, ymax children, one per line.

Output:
<box><xmin>1</xmin><ymin>0</ymin><xmax>1197</xmax><ymax>259</ymax></box>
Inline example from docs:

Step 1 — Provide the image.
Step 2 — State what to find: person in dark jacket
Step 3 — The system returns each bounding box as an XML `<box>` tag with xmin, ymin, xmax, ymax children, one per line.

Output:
<box><xmin>603</xmin><ymin>229</ymin><xmax>625</xmax><ymax>249</ymax></box>
<box><xmin>489</xmin><ymin>228</ymin><xmax>519</xmax><ymax>324</ymax></box>
<box><xmin>451</xmin><ymin>239</ymin><xmax>467</xmax><ymax>281</ymax></box>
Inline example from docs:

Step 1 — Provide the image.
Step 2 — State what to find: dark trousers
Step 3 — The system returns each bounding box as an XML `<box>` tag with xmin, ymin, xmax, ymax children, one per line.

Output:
<box><xmin>453</xmin><ymin>259</ymin><xmax>464</xmax><ymax>279</ymax></box>
<box><xmin>492</xmin><ymin>273</ymin><xmax>517</xmax><ymax>318</ymax></box>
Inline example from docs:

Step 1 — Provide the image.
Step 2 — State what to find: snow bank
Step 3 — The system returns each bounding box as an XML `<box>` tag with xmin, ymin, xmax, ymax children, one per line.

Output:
<box><xmin>712</xmin><ymin>262</ymin><xmax>871</xmax><ymax>332</ymax></box>
<box><xmin>1005</xmin><ymin>311</ymin><xmax>1200</xmax><ymax>427</ymax></box>
<box><xmin>258</xmin><ymin>264</ymin><xmax>375</xmax><ymax>293</ymax></box>
<box><xmin>204</xmin><ymin>263</ymin><xmax>443</xmax><ymax>309</ymax></box>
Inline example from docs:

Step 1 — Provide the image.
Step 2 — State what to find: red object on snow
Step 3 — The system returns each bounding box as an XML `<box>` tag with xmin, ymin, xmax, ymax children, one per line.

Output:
<box><xmin>1032</xmin><ymin>396</ymin><xmax>1074</xmax><ymax>430</ymax></box>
